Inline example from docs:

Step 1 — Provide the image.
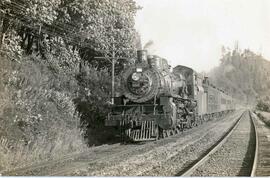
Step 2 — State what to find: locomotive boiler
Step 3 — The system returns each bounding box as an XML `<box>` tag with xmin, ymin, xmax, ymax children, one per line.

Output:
<box><xmin>105</xmin><ymin>50</ymin><xmax>235</xmax><ymax>141</ymax></box>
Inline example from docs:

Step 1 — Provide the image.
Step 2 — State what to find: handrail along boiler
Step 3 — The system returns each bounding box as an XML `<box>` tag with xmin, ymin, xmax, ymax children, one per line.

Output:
<box><xmin>105</xmin><ymin>50</ymin><xmax>235</xmax><ymax>141</ymax></box>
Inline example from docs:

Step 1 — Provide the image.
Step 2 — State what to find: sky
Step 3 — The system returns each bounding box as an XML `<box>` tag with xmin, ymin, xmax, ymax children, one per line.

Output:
<box><xmin>134</xmin><ymin>0</ymin><xmax>270</xmax><ymax>72</ymax></box>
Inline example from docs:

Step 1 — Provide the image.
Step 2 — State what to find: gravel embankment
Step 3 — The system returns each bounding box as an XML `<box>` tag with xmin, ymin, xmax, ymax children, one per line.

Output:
<box><xmin>252</xmin><ymin>112</ymin><xmax>270</xmax><ymax>176</ymax></box>
<box><xmin>191</xmin><ymin>111</ymin><xmax>255</xmax><ymax>176</ymax></box>
<box><xmin>73</xmin><ymin>110</ymin><xmax>244</xmax><ymax>176</ymax></box>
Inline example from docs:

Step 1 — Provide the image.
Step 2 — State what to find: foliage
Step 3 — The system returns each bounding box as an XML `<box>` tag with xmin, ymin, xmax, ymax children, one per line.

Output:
<box><xmin>0</xmin><ymin>0</ymin><xmax>60</xmax><ymax>24</ymax></box>
<box><xmin>208</xmin><ymin>47</ymin><xmax>270</xmax><ymax>106</ymax></box>
<box><xmin>25</xmin><ymin>0</ymin><xmax>61</xmax><ymax>24</ymax></box>
<box><xmin>1</xmin><ymin>0</ymin><xmax>140</xmax><ymax>60</ymax></box>
<box><xmin>57</xmin><ymin>0</ymin><xmax>138</xmax><ymax>51</ymax></box>
<box><xmin>1</xmin><ymin>30</ymin><xmax>23</xmax><ymax>61</ymax></box>
<box><xmin>74</xmin><ymin>62</ymin><xmax>117</xmax><ymax>145</ymax></box>
<box><xmin>0</xmin><ymin>0</ymin><xmax>140</xmax><ymax>171</ymax></box>
<box><xmin>256</xmin><ymin>99</ymin><xmax>270</xmax><ymax>112</ymax></box>
<box><xmin>257</xmin><ymin>112</ymin><xmax>270</xmax><ymax>128</ymax></box>
<box><xmin>0</xmin><ymin>51</ymin><xmax>87</xmax><ymax>170</ymax></box>
<box><xmin>41</xmin><ymin>36</ymin><xmax>81</xmax><ymax>74</ymax></box>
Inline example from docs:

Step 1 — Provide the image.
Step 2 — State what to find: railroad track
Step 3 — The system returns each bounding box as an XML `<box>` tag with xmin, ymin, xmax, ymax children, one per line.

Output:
<box><xmin>179</xmin><ymin>110</ymin><xmax>256</xmax><ymax>176</ymax></box>
<box><xmin>47</xmin><ymin>114</ymin><xmax>239</xmax><ymax>176</ymax></box>
<box><xmin>250</xmin><ymin>112</ymin><xmax>270</xmax><ymax>176</ymax></box>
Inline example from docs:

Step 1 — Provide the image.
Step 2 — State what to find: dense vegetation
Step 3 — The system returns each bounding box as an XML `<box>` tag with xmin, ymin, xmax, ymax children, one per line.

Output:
<box><xmin>0</xmin><ymin>0</ymin><xmax>140</xmax><ymax>171</ymax></box>
<box><xmin>256</xmin><ymin>99</ymin><xmax>270</xmax><ymax>112</ymax></box>
<box><xmin>256</xmin><ymin>111</ymin><xmax>270</xmax><ymax>128</ymax></box>
<box><xmin>208</xmin><ymin>46</ymin><xmax>270</xmax><ymax>107</ymax></box>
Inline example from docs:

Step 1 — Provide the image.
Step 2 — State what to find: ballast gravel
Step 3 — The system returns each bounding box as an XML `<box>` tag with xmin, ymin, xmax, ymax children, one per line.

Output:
<box><xmin>191</xmin><ymin>111</ymin><xmax>255</xmax><ymax>176</ymax></box>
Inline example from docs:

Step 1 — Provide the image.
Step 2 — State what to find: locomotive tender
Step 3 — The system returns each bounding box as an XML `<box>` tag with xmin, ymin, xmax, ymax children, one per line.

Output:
<box><xmin>105</xmin><ymin>50</ymin><xmax>235</xmax><ymax>141</ymax></box>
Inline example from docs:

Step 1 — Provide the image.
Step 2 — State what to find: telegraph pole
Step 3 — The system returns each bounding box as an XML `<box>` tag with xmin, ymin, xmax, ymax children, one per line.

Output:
<box><xmin>95</xmin><ymin>54</ymin><xmax>128</xmax><ymax>105</ymax></box>
<box><xmin>111</xmin><ymin>43</ymin><xmax>115</xmax><ymax>104</ymax></box>
<box><xmin>94</xmin><ymin>37</ymin><xmax>135</xmax><ymax>105</ymax></box>
<box><xmin>94</xmin><ymin>55</ymin><xmax>116</xmax><ymax>105</ymax></box>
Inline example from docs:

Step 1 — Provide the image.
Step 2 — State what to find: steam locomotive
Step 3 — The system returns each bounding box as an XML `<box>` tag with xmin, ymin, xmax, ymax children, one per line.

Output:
<box><xmin>105</xmin><ymin>50</ymin><xmax>235</xmax><ymax>141</ymax></box>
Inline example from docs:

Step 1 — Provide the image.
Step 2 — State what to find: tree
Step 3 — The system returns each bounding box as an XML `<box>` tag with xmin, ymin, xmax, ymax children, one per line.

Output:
<box><xmin>0</xmin><ymin>0</ymin><xmax>61</xmax><ymax>51</ymax></box>
<box><xmin>1</xmin><ymin>0</ymin><xmax>140</xmax><ymax>63</ymax></box>
<box><xmin>0</xmin><ymin>0</ymin><xmax>140</xmax><ymax>142</ymax></box>
<box><xmin>59</xmin><ymin>0</ymin><xmax>140</xmax><ymax>69</ymax></box>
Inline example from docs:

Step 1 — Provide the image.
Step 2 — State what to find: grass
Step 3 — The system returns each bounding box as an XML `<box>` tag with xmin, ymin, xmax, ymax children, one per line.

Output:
<box><xmin>256</xmin><ymin>111</ymin><xmax>270</xmax><ymax>127</ymax></box>
<box><xmin>0</xmin><ymin>42</ymin><xmax>112</xmax><ymax>173</ymax></box>
<box><xmin>0</xmin><ymin>54</ymin><xmax>87</xmax><ymax>173</ymax></box>
<box><xmin>0</xmin><ymin>127</ymin><xmax>87</xmax><ymax>172</ymax></box>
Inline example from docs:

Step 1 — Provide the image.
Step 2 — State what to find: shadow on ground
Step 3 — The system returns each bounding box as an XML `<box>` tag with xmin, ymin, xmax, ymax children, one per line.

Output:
<box><xmin>85</xmin><ymin>124</ymin><xmax>121</xmax><ymax>146</ymax></box>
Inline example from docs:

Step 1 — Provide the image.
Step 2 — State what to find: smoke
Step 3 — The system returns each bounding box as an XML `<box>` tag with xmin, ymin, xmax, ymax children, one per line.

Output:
<box><xmin>143</xmin><ymin>40</ymin><xmax>154</xmax><ymax>50</ymax></box>
<box><xmin>143</xmin><ymin>40</ymin><xmax>156</xmax><ymax>55</ymax></box>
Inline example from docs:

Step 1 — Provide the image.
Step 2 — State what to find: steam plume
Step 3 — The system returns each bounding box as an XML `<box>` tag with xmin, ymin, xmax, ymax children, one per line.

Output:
<box><xmin>143</xmin><ymin>40</ymin><xmax>154</xmax><ymax>50</ymax></box>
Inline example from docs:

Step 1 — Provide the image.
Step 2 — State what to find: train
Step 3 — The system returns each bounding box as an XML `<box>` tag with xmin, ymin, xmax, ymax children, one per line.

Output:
<box><xmin>105</xmin><ymin>50</ymin><xmax>235</xmax><ymax>141</ymax></box>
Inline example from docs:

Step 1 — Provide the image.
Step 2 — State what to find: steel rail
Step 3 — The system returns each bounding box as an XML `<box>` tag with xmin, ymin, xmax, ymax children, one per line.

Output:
<box><xmin>180</xmin><ymin>110</ymin><xmax>247</xmax><ymax>176</ymax></box>
<box><xmin>250</xmin><ymin>112</ymin><xmax>259</xmax><ymax>177</ymax></box>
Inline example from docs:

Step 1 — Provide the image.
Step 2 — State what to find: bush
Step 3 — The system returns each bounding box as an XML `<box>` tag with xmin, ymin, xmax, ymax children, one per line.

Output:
<box><xmin>0</xmin><ymin>35</ymin><xmax>86</xmax><ymax>171</ymax></box>
<box><xmin>75</xmin><ymin>62</ymin><xmax>119</xmax><ymax>145</ymax></box>
<box><xmin>256</xmin><ymin>100</ymin><xmax>270</xmax><ymax>112</ymax></box>
<box><xmin>257</xmin><ymin>112</ymin><xmax>270</xmax><ymax>127</ymax></box>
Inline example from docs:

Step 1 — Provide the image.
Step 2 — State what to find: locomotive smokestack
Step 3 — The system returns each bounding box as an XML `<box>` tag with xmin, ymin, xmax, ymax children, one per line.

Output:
<box><xmin>137</xmin><ymin>50</ymin><xmax>147</xmax><ymax>63</ymax></box>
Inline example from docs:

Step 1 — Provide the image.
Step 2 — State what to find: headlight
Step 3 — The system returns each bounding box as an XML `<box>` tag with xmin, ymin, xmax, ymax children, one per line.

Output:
<box><xmin>136</xmin><ymin>67</ymin><xmax>142</xmax><ymax>72</ymax></box>
<box><xmin>131</xmin><ymin>72</ymin><xmax>140</xmax><ymax>81</ymax></box>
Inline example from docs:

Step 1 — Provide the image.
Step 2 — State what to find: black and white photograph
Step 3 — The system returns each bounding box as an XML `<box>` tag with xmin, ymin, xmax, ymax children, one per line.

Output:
<box><xmin>0</xmin><ymin>0</ymin><xmax>270</xmax><ymax>176</ymax></box>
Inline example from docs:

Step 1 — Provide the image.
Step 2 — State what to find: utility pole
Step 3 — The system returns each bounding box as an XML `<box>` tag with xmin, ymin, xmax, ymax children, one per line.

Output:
<box><xmin>94</xmin><ymin>33</ymin><xmax>135</xmax><ymax>105</ymax></box>
<box><xmin>94</xmin><ymin>51</ymin><xmax>134</xmax><ymax>105</ymax></box>
<box><xmin>111</xmin><ymin>43</ymin><xmax>115</xmax><ymax>104</ymax></box>
<box><xmin>94</xmin><ymin>55</ymin><xmax>116</xmax><ymax>105</ymax></box>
